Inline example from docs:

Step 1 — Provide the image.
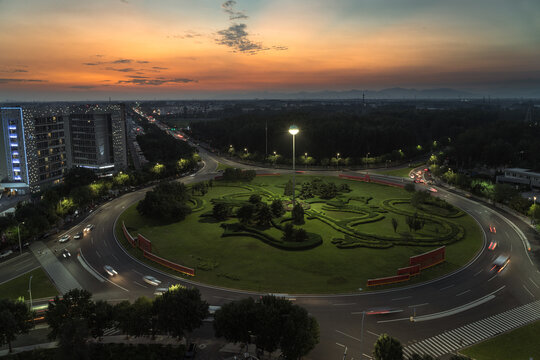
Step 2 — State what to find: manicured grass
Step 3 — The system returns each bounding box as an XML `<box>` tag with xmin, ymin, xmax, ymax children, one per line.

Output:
<box><xmin>117</xmin><ymin>175</ymin><xmax>482</xmax><ymax>293</ymax></box>
<box><xmin>461</xmin><ymin>320</ymin><xmax>540</xmax><ymax>360</ymax></box>
<box><xmin>216</xmin><ymin>162</ymin><xmax>235</xmax><ymax>171</ymax></box>
<box><xmin>0</xmin><ymin>268</ymin><xmax>58</xmax><ymax>301</ymax></box>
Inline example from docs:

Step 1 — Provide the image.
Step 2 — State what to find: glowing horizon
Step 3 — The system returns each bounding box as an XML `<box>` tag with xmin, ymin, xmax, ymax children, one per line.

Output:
<box><xmin>1</xmin><ymin>0</ymin><xmax>539</xmax><ymax>100</ymax></box>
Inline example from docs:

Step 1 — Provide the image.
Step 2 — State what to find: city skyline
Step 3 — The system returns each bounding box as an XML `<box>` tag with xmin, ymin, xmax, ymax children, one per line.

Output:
<box><xmin>1</xmin><ymin>0</ymin><xmax>540</xmax><ymax>100</ymax></box>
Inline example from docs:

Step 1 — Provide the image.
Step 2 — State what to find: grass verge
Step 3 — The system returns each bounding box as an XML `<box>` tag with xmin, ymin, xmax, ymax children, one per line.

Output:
<box><xmin>0</xmin><ymin>267</ymin><xmax>58</xmax><ymax>301</ymax></box>
<box><xmin>461</xmin><ymin>320</ymin><xmax>540</xmax><ymax>360</ymax></box>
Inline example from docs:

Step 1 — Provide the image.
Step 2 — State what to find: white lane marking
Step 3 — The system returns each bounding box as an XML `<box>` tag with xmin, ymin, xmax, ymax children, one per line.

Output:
<box><xmin>95</xmin><ymin>250</ymin><xmax>101</xmax><ymax>258</ymax></box>
<box><xmin>380</xmin><ymin>286</ymin><xmax>506</xmax><ymax>323</ymax></box>
<box><xmin>367</xmin><ymin>330</ymin><xmax>380</xmax><ymax>337</ymax></box>
<box><xmin>456</xmin><ymin>290</ymin><xmax>471</xmax><ymax>297</ymax></box>
<box><xmin>133</xmin><ymin>281</ymin><xmax>148</xmax><ymax>288</ymax></box>
<box><xmin>332</xmin><ymin>302</ymin><xmax>357</xmax><ymax>306</ymax></box>
<box><xmin>523</xmin><ymin>284</ymin><xmax>534</xmax><ymax>298</ymax></box>
<box><xmin>487</xmin><ymin>274</ymin><xmax>498</xmax><ymax>282</ymax></box>
<box><xmin>336</xmin><ymin>342</ymin><xmax>346</xmax><ymax>348</ymax></box>
<box><xmin>473</xmin><ymin>270</ymin><xmax>483</xmax><ymax>277</ymax></box>
<box><xmin>362</xmin><ymin>353</ymin><xmax>373</xmax><ymax>359</ymax></box>
<box><xmin>439</xmin><ymin>284</ymin><xmax>455</xmax><ymax>291</ymax></box>
<box><xmin>111</xmin><ymin>254</ymin><xmax>120</xmax><ymax>262</ymax></box>
<box><xmin>392</xmin><ymin>296</ymin><xmax>412</xmax><ymax>301</ymax></box>
<box><xmin>335</xmin><ymin>329</ymin><xmax>362</xmax><ymax>342</ymax></box>
<box><xmin>530</xmin><ymin>278</ymin><xmax>539</xmax><ymax>289</ymax></box>
<box><xmin>510</xmin><ymin>243</ymin><xmax>513</xmax><ymax>251</ymax></box>
<box><xmin>91</xmin><ymin>238</ymin><xmax>94</xmax><ymax>245</ymax></box>
<box><xmin>408</xmin><ymin>303</ymin><xmax>429</xmax><ymax>308</ymax></box>
<box><xmin>132</xmin><ymin>269</ymin><xmax>144</xmax><ymax>276</ymax></box>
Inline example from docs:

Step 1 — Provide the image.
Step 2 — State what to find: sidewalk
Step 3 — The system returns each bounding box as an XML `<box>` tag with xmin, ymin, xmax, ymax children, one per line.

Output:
<box><xmin>30</xmin><ymin>241</ymin><xmax>81</xmax><ymax>294</ymax></box>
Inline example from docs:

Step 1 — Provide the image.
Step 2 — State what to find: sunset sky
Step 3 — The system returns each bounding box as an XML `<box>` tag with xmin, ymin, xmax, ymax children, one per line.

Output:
<box><xmin>1</xmin><ymin>0</ymin><xmax>539</xmax><ymax>100</ymax></box>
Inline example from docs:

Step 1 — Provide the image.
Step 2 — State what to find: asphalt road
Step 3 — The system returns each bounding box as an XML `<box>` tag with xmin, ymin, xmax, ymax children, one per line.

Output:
<box><xmin>2</xmin><ymin>143</ymin><xmax>539</xmax><ymax>359</ymax></box>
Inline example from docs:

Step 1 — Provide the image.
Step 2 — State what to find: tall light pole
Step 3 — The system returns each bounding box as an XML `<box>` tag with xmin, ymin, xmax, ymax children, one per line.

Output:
<box><xmin>17</xmin><ymin>222</ymin><xmax>25</xmax><ymax>255</ymax></box>
<box><xmin>289</xmin><ymin>125</ymin><xmax>299</xmax><ymax>204</ymax></box>
<box><xmin>365</xmin><ymin>152</ymin><xmax>370</xmax><ymax>169</ymax></box>
<box><xmin>28</xmin><ymin>275</ymin><xmax>33</xmax><ymax>310</ymax></box>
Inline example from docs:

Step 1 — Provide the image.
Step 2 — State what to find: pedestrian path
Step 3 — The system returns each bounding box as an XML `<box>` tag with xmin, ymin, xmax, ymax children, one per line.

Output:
<box><xmin>30</xmin><ymin>241</ymin><xmax>81</xmax><ymax>294</ymax></box>
<box><xmin>403</xmin><ymin>300</ymin><xmax>540</xmax><ymax>359</ymax></box>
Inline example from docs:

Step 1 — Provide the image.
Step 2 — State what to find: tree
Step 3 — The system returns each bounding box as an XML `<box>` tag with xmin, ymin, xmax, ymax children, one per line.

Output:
<box><xmin>212</xmin><ymin>203</ymin><xmax>229</xmax><ymax>221</ymax></box>
<box><xmin>373</xmin><ymin>334</ymin><xmax>403</xmax><ymax>360</ymax></box>
<box><xmin>0</xmin><ymin>299</ymin><xmax>33</xmax><ymax>353</ymax></box>
<box><xmin>46</xmin><ymin>289</ymin><xmax>94</xmax><ymax>341</ymax></box>
<box><xmin>57</xmin><ymin>317</ymin><xmax>90</xmax><ymax>360</ymax></box>
<box><xmin>528</xmin><ymin>203</ymin><xmax>540</xmax><ymax>222</ymax></box>
<box><xmin>282</xmin><ymin>222</ymin><xmax>295</xmax><ymax>242</ymax></box>
<box><xmin>88</xmin><ymin>300</ymin><xmax>114</xmax><ymax>339</ymax></box>
<box><xmin>153</xmin><ymin>286</ymin><xmax>209</xmax><ymax>343</ymax></box>
<box><xmin>294</xmin><ymin>228</ymin><xmax>308</xmax><ymax>242</ymax></box>
<box><xmin>214</xmin><ymin>297</ymin><xmax>257</xmax><ymax>345</ymax></box>
<box><xmin>292</xmin><ymin>203</ymin><xmax>305</xmax><ymax>225</ymax></box>
<box><xmin>249</xmin><ymin>194</ymin><xmax>262</xmax><ymax>204</ymax></box>
<box><xmin>411</xmin><ymin>190</ymin><xmax>430</xmax><ymax>208</ymax></box>
<box><xmin>284</xmin><ymin>180</ymin><xmax>294</xmax><ymax>196</ymax></box>
<box><xmin>270</xmin><ymin>199</ymin><xmax>285</xmax><ymax>218</ymax></box>
<box><xmin>255</xmin><ymin>203</ymin><xmax>273</xmax><ymax>228</ymax></box>
<box><xmin>404</xmin><ymin>183</ymin><xmax>415</xmax><ymax>192</ymax></box>
<box><xmin>113</xmin><ymin>300</ymin><xmax>133</xmax><ymax>337</ymax></box>
<box><xmin>237</xmin><ymin>204</ymin><xmax>255</xmax><ymax>224</ymax></box>
<box><xmin>279</xmin><ymin>305</ymin><xmax>319</xmax><ymax>360</ymax></box>
<box><xmin>391</xmin><ymin>218</ymin><xmax>398</xmax><ymax>233</ymax></box>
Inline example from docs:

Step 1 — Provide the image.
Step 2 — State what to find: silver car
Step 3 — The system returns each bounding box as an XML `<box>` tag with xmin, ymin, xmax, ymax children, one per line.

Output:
<box><xmin>58</xmin><ymin>235</ymin><xmax>70</xmax><ymax>243</ymax></box>
<box><xmin>143</xmin><ymin>275</ymin><xmax>161</xmax><ymax>286</ymax></box>
<box><xmin>104</xmin><ymin>265</ymin><xmax>118</xmax><ymax>276</ymax></box>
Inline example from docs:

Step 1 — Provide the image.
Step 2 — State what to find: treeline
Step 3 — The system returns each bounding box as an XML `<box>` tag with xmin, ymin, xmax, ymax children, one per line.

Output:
<box><xmin>0</xmin><ymin>289</ymin><xmax>319</xmax><ymax>360</ymax></box>
<box><xmin>188</xmin><ymin>106</ymin><xmax>534</xmax><ymax>167</ymax></box>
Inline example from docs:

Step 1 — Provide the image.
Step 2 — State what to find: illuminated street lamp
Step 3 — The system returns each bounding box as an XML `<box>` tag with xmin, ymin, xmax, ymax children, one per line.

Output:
<box><xmin>289</xmin><ymin>125</ymin><xmax>299</xmax><ymax>204</ymax></box>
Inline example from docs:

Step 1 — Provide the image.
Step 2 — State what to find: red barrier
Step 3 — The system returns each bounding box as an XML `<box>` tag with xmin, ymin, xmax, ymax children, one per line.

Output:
<box><xmin>397</xmin><ymin>264</ymin><xmax>421</xmax><ymax>276</ymax></box>
<box><xmin>122</xmin><ymin>222</ymin><xmax>137</xmax><ymax>247</ymax></box>
<box><xmin>367</xmin><ymin>274</ymin><xmax>410</xmax><ymax>286</ymax></box>
<box><xmin>409</xmin><ymin>246</ymin><xmax>446</xmax><ymax>269</ymax></box>
<box><xmin>339</xmin><ymin>174</ymin><xmax>368</xmax><ymax>182</ymax></box>
<box><xmin>137</xmin><ymin>234</ymin><xmax>152</xmax><ymax>253</ymax></box>
<box><xmin>143</xmin><ymin>250</ymin><xmax>195</xmax><ymax>276</ymax></box>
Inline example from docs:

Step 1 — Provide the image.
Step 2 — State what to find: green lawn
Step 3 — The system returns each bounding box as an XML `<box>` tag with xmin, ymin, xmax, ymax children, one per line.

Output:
<box><xmin>216</xmin><ymin>162</ymin><xmax>234</xmax><ymax>171</ymax></box>
<box><xmin>461</xmin><ymin>321</ymin><xmax>540</xmax><ymax>360</ymax></box>
<box><xmin>117</xmin><ymin>175</ymin><xmax>481</xmax><ymax>293</ymax></box>
<box><xmin>0</xmin><ymin>268</ymin><xmax>58</xmax><ymax>301</ymax></box>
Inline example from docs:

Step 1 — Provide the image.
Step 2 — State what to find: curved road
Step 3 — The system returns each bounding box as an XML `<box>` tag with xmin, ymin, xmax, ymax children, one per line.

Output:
<box><xmin>48</xmin><ymin>146</ymin><xmax>539</xmax><ymax>359</ymax></box>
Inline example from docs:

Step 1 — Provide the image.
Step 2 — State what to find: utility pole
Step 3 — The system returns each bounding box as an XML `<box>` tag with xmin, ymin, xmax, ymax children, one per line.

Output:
<box><xmin>265</xmin><ymin>120</ymin><xmax>268</xmax><ymax>159</ymax></box>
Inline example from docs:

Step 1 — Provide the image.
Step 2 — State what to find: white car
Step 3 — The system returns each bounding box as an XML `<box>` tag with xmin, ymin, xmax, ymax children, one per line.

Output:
<box><xmin>61</xmin><ymin>249</ymin><xmax>71</xmax><ymax>259</ymax></box>
<box><xmin>73</xmin><ymin>232</ymin><xmax>83</xmax><ymax>240</ymax></box>
<box><xmin>143</xmin><ymin>275</ymin><xmax>161</xmax><ymax>286</ymax></box>
<box><xmin>84</xmin><ymin>224</ymin><xmax>95</xmax><ymax>232</ymax></box>
<box><xmin>0</xmin><ymin>250</ymin><xmax>13</xmax><ymax>259</ymax></box>
<box><xmin>58</xmin><ymin>235</ymin><xmax>70</xmax><ymax>243</ymax></box>
<box><xmin>104</xmin><ymin>265</ymin><xmax>118</xmax><ymax>276</ymax></box>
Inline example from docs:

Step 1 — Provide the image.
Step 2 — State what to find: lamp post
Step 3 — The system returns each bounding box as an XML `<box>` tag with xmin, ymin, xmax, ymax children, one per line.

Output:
<box><xmin>365</xmin><ymin>152</ymin><xmax>370</xmax><ymax>169</ymax></box>
<box><xmin>289</xmin><ymin>125</ymin><xmax>299</xmax><ymax>204</ymax></box>
<box><xmin>28</xmin><ymin>275</ymin><xmax>33</xmax><ymax>310</ymax></box>
<box><xmin>17</xmin><ymin>222</ymin><xmax>25</xmax><ymax>256</ymax></box>
<box><xmin>336</xmin><ymin>152</ymin><xmax>340</xmax><ymax>169</ymax></box>
<box><xmin>304</xmin><ymin>152</ymin><xmax>308</xmax><ymax>168</ymax></box>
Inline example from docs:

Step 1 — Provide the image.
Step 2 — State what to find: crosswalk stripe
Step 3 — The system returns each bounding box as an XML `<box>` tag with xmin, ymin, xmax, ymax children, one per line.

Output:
<box><xmin>403</xmin><ymin>300</ymin><xmax>540</xmax><ymax>358</ymax></box>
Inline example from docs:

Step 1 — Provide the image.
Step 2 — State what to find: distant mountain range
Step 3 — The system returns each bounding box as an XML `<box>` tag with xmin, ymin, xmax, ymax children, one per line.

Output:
<box><xmin>267</xmin><ymin>87</ymin><xmax>478</xmax><ymax>100</ymax></box>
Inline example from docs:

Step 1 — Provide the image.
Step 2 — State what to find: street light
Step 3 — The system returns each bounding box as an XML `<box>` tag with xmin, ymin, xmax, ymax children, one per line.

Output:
<box><xmin>17</xmin><ymin>222</ymin><xmax>25</xmax><ymax>256</ymax></box>
<box><xmin>28</xmin><ymin>275</ymin><xmax>33</xmax><ymax>310</ymax></box>
<box><xmin>289</xmin><ymin>125</ymin><xmax>299</xmax><ymax>204</ymax></box>
<box><xmin>365</xmin><ymin>152</ymin><xmax>370</xmax><ymax>169</ymax></box>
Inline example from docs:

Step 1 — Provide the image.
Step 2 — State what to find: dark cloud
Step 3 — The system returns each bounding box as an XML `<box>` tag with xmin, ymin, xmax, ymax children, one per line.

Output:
<box><xmin>152</xmin><ymin>66</ymin><xmax>168</xmax><ymax>70</ymax></box>
<box><xmin>137</xmin><ymin>60</ymin><xmax>150</xmax><ymax>64</ymax></box>
<box><xmin>222</xmin><ymin>0</ymin><xmax>248</xmax><ymax>20</ymax></box>
<box><xmin>105</xmin><ymin>67</ymin><xmax>137</xmax><ymax>72</ymax></box>
<box><xmin>117</xmin><ymin>78</ymin><xmax>197</xmax><ymax>86</ymax></box>
<box><xmin>127</xmin><ymin>75</ymin><xmax>148</xmax><ymax>79</ymax></box>
<box><xmin>216</xmin><ymin>23</ymin><xmax>265</xmax><ymax>54</ymax></box>
<box><xmin>70</xmin><ymin>85</ymin><xmax>98</xmax><ymax>89</ymax></box>
<box><xmin>272</xmin><ymin>45</ymin><xmax>288</xmax><ymax>51</ymax></box>
<box><xmin>0</xmin><ymin>78</ymin><xmax>47</xmax><ymax>83</ymax></box>
<box><xmin>0</xmin><ymin>69</ymin><xmax>28</xmax><ymax>73</ymax></box>
<box><xmin>112</xmin><ymin>59</ymin><xmax>132</xmax><ymax>64</ymax></box>
<box><xmin>170</xmin><ymin>31</ymin><xmax>203</xmax><ymax>39</ymax></box>
<box><xmin>83</xmin><ymin>62</ymin><xmax>105</xmax><ymax>66</ymax></box>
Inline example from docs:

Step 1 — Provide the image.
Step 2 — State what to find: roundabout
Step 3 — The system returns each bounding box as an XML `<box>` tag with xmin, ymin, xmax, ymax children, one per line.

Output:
<box><xmin>116</xmin><ymin>174</ymin><xmax>482</xmax><ymax>294</ymax></box>
<box><xmin>52</xmin><ymin>146</ymin><xmax>540</xmax><ymax>360</ymax></box>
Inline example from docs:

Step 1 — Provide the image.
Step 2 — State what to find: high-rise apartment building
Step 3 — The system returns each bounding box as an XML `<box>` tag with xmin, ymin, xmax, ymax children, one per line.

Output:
<box><xmin>0</xmin><ymin>103</ymin><xmax>127</xmax><ymax>194</ymax></box>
